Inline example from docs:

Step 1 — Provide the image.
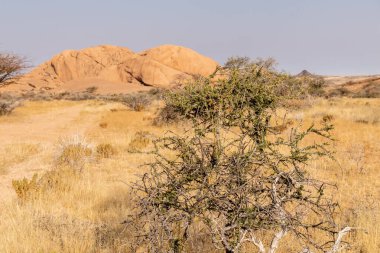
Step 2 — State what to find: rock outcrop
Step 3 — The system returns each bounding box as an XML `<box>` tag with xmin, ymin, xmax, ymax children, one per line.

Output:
<box><xmin>140</xmin><ymin>45</ymin><xmax>218</xmax><ymax>77</ymax></box>
<box><xmin>7</xmin><ymin>44</ymin><xmax>219</xmax><ymax>93</ymax></box>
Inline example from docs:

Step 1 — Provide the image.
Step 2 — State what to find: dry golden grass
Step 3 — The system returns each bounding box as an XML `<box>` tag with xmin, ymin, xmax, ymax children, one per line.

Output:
<box><xmin>0</xmin><ymin>143</ymin><xmax>40</xmax><ymax>175</ymax></box>
<box><xmin>0</xmin><ymin>98</ymin><xmax>378</xmax><ymax>252</ymax></box>
<box><xmin>96</xmin><ymin>143</ymin><xmax>117</xmax><ymax>159</ymax></box>
<box><xmin>127</xmin><ymin>131</ymin><xmax>152</xmax><ymax>153</ymax></box>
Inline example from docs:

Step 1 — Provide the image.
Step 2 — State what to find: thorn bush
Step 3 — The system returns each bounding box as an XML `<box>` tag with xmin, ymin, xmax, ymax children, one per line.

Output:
<box><xmin>127</xmin><ymin>58</ymin><xmax>348</xmax><ymax>253</ymax></box>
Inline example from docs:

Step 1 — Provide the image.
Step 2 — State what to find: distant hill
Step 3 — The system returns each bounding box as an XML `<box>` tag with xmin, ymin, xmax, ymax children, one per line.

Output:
<box><xmin>1</xmin><ymin>45</ymin><xmax>219</xmax><ymax>94</ymax></box>
<box><xmin>296</xmin><ymin>70</ymin><xmax>315</xmax><ymax>77</ymax></box>
<box><xmin>323</xmin><ymin>75</ymin><xmax>380</xmax><ymax>97</ymax></box>
<box><xmin>295</xmin><ymin>69</ymin><xmax>380</xmax><ymax>97</ymax></box>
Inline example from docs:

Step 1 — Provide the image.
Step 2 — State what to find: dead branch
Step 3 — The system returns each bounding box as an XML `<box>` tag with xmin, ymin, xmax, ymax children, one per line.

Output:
<box><xmin>0</xmin><ymin>53</ymin><xmax>26</xmax><ymax>86</ymax></box>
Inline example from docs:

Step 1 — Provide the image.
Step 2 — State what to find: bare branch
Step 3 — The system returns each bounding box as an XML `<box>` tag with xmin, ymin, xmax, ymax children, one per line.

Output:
<box><xmin>126</xmin><ymin>59</ymin><xmax>347</xmax><ymax>253</ymax></box>
<box><xmin>244</xmin><ymin>230</ymin><xmax>266</xmax><ymax>253</ymax></box>
<box><xmin>269</xmin><ymin>227</ymin><xmax>287</xmax><ymax>253</ymax></box>
<box><xmin>326</xmin><ymin>227</ymin><xmax>354</xmax><ymax>253</ymax></box>
<box><xmin>0</xmin><ymin>53</ymin><xmax>27</xmax><ymax>86</ymax></box>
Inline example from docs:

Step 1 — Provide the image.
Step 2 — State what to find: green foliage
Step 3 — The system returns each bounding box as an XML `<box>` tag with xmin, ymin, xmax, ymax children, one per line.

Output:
<box><xmin>132</xmin><ymin>124</ymin><xmax>335</xmax><ymax>252</ymax></box>
<box><xmin>164</xmin><ymin>60</ymin><xmax>288</xmax><ymax>143</ymax></box>
<box><xmin>129</xmin><ymin>58</ymin><xmax>339</xmax><ymax>253</ymax></box>
<box><xmin>307</xmin><ymin>76</ymin><xmax>326</xmax><ymax>96</ymax></box>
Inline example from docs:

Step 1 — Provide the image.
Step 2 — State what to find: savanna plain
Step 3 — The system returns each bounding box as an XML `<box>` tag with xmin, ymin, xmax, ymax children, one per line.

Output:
<box><xmin>0</xmin><ymin>95</ymin><xmax>379</xmax><ymax>252</ymax></box>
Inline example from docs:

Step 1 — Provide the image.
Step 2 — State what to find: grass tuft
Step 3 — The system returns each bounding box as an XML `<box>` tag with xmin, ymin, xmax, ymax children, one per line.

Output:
<box><xmin>96</xmin><ymin>143</ymin><xmax>117</xmax><ymax>158</ymax></box>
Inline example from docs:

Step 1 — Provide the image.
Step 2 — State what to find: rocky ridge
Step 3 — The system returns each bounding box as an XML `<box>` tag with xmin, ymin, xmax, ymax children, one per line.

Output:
<box><xmin>5</xmin><ymin>45</ymin><xmax>219</xmax><ymax>94</ymax></box>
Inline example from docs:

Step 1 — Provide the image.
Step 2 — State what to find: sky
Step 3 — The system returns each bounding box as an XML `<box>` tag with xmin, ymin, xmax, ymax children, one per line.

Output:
<box><xmin>0</xmin><ymin>0</ymin><xmax>379</xmax><ymax>75</ymax></box>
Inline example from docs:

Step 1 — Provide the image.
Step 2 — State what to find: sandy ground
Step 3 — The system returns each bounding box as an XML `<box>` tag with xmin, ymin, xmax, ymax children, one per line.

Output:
<box><xmin>0</xmin><ymin>100</ymin><xmax>122</xmax><ymax>203</ymax></box>
<box><xmin>0</xmin><ymin>98</ymin><xmax>379</xmax><ymax>252</ymax></box>
<box><xmin>323</xmin><ymin>75</ymin><xmax>380</xmax><ymax>86</ymax></box>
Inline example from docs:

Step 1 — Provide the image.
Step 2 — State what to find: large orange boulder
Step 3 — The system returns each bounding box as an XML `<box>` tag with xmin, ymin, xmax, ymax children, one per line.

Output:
<box><xmin>121</xmin><ymin>55</ymin><xmax>190</xmax><ymax>88</ymax></box>
<box><xmin>140</xmin><ymin>45</ymin><xmax>218</xmax><ymax>77</ymax></box>
<box><xmin>3</xmin><ymin>44</ymin><xmax>219</xmax><ymax>94</ymax></box>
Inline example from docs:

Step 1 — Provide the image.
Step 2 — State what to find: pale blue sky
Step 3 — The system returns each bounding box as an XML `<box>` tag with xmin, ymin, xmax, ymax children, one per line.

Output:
<box><xmin>1</xmin><ymin>0</ymin><xmax>379</xmax><ymax>75</ymax></box>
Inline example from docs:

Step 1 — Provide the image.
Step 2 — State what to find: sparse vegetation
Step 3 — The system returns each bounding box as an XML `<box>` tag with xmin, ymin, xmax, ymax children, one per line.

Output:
<box><xmin>0</xmin><ymin>52</ymin><xmax>27</xmax><ymax>86</ymax></box>
<box><xmin>120</xmin><ymin>93</ymin><xmax>152</xmax><ymax>111</ymax></box>
<box><xmin>85</xmin><ymin>86</ymin><xmax>98</xmax><ymax>93</ymax></box>
<box><xmin>127</xmin><ymin>131</ymin><xmax>152</xmax><ymax>153</ymax></box>
<box><xmin>127</xmin><ymin>62</ymin><xmax>352</xmax><ymax>253</ymax></box>
<box><xmin>12</xmin><ymin>168</ymin><xmax>80</xmax><ymax>203</ymax></box>
<box><xmin>0</xmin><ymin>94</ymin><xmax>21</xmax><ymax>116</ymax></box>
<box><xmin>0</xmin><ymin>56</ymin><xmax>378</xmax><ymax>252</ymax></box>
<box><xmin>99</xmin><ymin>122</ymin><xmax>108</xmax><ymax>128</ymax></box>
<box><xmin>153</xmin><ymin>103</ymin><xmax>183</xmax><ymax>126</ymax></box>
<box><xmin>96</xmin><ymin>143</ymin><xmax>117</xmax><ymax>158</ymax></box>
<box><xmin>12</xmin><ymin>174</ymin><xmax>39</xmax><ymax>200</ymax></box>
<box><xmin>56</xmin><ymin>135</ymin><xmax>93</xmax><ymax>169</ymax></box>
<box><xmin>0</xmin><ymin>143</ymin><xmax>40</xmax><ymax>175</ymax></box>
<box><xmin>0</xmin><ymin>100</ymin><xmax>18</xmax><ymax>115</ymax></box>
<box><xmin>328</xmin><ymin>87</ymin><xmax>351</xmax><ymax>97</ymax></box>
<box><xmin>0</xmin><ymin>89</ymin><xmax>163</xmax><ymax>116</ymax></box>
<box><xmin>0</xmin><ymin>97</ymin><xmax>378</xmax><ymax>252</ymax></box>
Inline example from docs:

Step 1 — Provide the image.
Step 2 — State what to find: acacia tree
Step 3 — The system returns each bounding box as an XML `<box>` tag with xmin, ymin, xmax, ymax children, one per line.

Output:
<box><xmin>0</xmin><ymin>53</ymin><xmax>26</xmax><ymax>86</ymax></box>
<box><xmin>128</xmin><ymin>59</ymin><xmax>352</xmax><ymax>253</ymax></box>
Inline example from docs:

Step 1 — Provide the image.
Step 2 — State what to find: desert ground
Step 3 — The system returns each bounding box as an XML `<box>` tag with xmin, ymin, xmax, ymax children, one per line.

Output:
<box><xmin>0</xmin><ymin>96</ymin><xmax>379</xmax><ymax>252</ymax></box>
<box><xmin>0</xmin><ymin>45</ymin><xmax>380</xmax><ymax>252</ymax></box>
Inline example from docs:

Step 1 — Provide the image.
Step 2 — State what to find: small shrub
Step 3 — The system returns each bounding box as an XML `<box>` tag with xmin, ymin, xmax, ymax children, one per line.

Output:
<box><xmin>39</xmin><ymin>167</ymin><xmax>78</xmax><ymax>192</ymax></box>
<box><xmin>355</xmin><ymin>119</ymin><xmax>369</xmax><ymax>124</ymax></box>
<box><xmin>322</xmin><ymin>114</ymin><xmax>334</xmax><ymax>122</ymax></box>
<box><xmin>328</xmin><ymin>87</ymin><xmax>351</xmax><ymax>97</ymax></box>
<box><xmin>146</xmin><ymin>88</ymin><xmax>165</xmax><ymax>98</ymax></box>
<box><xmin>153</xmin><ymin>104</ymin><xmax>182</xmax><ymax>126</ymax></box>
<box><xmin>353</xmin><ymin>84</ymin><xmax>380</xmax><ymax>98</ymax></box>
<box><xmin>0</xmin><ymin>100</ymin><xmax>20</xmax><ymax>116</ymax></box>
<box><xmin>99</xmin><ymin>122</ymin><xmax>108</xmax><ymax>128</ymax></box>
<box><xmin>307</xmin><ymin>77</ymin><xmax>326</xmax><ymax>96</ymax></box>
<box><xmin>128</xmin><ymin>61</ymin><xmax>343</xmax><ymax>253</ymax></box>
<box><xmin>122</xmin><ymin>94</ymin><xmax>151</xmax><ymax>111</ymax></box>
<box><xmin>127</xmin><ymin>131</ymin><xmax>151</xmax><ymax>153</ymax></box>
<box><xmin>57</xmin><ymin>144</ymin><xmax>92</xmax><ymax>166</ymax></box>
<box><xmin>12</xmin><ymin>168</ymin><xmax>78</xmax><ymax>201</ymax></box>
<box><xmin>96</xmin><ymin>143</ymin><xmax>117</xmax><ymax>158</ymax></box>
<box><xmin>86</xmin><ymin>86</ymin><xmax>98</xmax><ymax>93</ymax></box>
<box><xmin>56</xmin><ymin>135</ymin><xmax>93</xmax><ymax>169</ymax></box>
<box><xmin>12</xmin><ymin>174</ymin><xmax>39</xmax><ymax>200</ymax></box>
<box><xmin>53</xmin><ymin>91</ymin><xmax>97</xmax><ymax>101</ymax></box>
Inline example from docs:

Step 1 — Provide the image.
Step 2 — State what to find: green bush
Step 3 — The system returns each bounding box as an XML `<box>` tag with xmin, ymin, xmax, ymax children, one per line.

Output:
<box><xmin>128</xmin><ymin>59</ymin><xmax>344</xmax><ymax>253</ymax></box>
